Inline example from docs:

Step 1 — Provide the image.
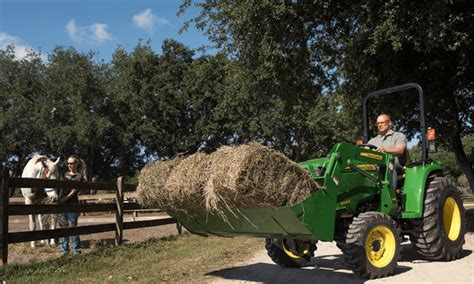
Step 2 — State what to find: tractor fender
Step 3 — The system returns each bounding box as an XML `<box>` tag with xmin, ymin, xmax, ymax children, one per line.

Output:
<box><xmin>400</xmin><ymin>163</ymin><xmax>443</xmax><ymax>218</ymax></box>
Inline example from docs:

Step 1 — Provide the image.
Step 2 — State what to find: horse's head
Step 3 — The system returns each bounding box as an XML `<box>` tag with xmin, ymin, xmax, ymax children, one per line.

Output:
<box><xmin>43</xmin><ymin>157</ymin><xmax>61</xmax><ymax>180</ymax></box>
<box><xmin>35</xmin><ymin>156</ymin><xmax>60</xmax><ymax>202</ymax></box>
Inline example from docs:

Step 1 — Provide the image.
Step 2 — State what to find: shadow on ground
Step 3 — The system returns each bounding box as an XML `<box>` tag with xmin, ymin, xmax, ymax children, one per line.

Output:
<box><xmin>400</xmin><ymin>242</ymin><xmax>472</xmax><ymax>262</ymax></box>
<box><xmin>80</xmin><ymin>235</ymin><xmax>165</xmax><ymax>249</ymax></box>
<box><xmin>208</xmin><ymin>262</ymin><xmax>363</xmax><ymax>284</ymax></box>
<box><xmin>208</xmin><ymin>252</ymin><xmax>411</xmax><ymax>283</ymax></box>
<box><xmin>466</xmin><ymin>208</ymin><xmax>474</xmax><ymax>232</ymax></box>
<box><xmin>80</xmin><ymin>238</ymin><xmax>117</xmax><ymax>249</ymax></box>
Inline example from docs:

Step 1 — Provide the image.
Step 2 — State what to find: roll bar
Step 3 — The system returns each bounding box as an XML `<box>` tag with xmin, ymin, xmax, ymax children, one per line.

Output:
<box><xmin>362</xmin><ymin>83</ymin><xmax>427</xmax><ymax>162</ymax></box>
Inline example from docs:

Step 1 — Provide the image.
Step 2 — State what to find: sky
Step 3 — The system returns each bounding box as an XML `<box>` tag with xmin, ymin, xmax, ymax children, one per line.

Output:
<box><xmin>0</xmin><ymin>0</ymin><xmax>211</xmax><ymax>62</ymax></box>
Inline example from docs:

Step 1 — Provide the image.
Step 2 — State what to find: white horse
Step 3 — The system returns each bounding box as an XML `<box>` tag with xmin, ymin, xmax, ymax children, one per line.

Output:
<box><xmin>21</xmin><ymin>154</ymin><xmax>61</xmax><ymax>247</ymax></box>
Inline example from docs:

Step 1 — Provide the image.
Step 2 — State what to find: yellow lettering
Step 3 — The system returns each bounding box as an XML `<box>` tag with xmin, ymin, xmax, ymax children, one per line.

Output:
<box><xmin>339</xmin><ymin>200</ymin><xmax>351</xmax><ymax>206</ymax></box>
<box><xmin>360</xmin><ymin>152</ymin><xmax>383</xmax><ymax>160</ymax></box>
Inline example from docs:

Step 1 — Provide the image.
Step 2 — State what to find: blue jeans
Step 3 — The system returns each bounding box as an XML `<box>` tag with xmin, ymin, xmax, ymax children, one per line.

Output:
<box><xmin>59</xmin><ymin>212</ymin><xmax>80</xmax><ymax>254</ymax></box>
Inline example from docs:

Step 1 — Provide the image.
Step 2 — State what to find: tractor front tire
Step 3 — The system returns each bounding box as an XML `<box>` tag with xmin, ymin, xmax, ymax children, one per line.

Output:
<box><xmin>265</xmin><ymin>238</ymin><xmax>316</xmax><ymax>268</ymax></box>
<box><xmin>342</xmin><ymin>212</ymin><xmax>401</xmax><ymax>279</ymax></box>
<box><xmin>410</xmin><ymin>177</ymin><xmax>466</xmax><ymax>260</ymax></box>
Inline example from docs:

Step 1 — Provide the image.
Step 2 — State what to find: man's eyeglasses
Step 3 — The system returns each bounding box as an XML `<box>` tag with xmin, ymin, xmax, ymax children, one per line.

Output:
<box><xmin>376</xmin><ymin>121</ymin><xmax>389</xmax><ymax>126</ymax></box>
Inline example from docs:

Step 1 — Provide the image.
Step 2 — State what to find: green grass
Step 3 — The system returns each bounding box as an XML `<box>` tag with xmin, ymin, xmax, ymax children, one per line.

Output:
<box><xmin>4</xmin><ymin>233</ymin><xmax>263</xmax><ymax>283</ymax></box>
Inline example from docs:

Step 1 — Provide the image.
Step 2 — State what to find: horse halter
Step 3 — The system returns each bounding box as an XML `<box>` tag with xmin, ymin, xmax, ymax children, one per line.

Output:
<box><xmin>39</xmin><ymin>161</ymin><xmax>50</xmax><ymax>179</ymax></box>
<box><xmin>37</xmin><ymin>161</ymin><xmax>56</xmax><ymax>195</ymax></box>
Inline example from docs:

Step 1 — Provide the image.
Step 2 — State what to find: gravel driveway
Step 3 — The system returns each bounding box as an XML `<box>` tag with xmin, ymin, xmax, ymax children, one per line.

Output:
<box><xmin>210</xmin><ymin>207</ymin><xmax>474</xmax><ymax>284</ymax></box>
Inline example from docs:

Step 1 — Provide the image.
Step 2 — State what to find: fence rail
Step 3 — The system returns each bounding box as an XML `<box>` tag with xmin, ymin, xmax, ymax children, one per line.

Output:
<box><xmin>8</xmin><ymin>218</ymin><xmax>177</xmax><ymax>244</ymax></box>
<box><xmin>9</xmin><ymin>203</ymin><xmax>117</xmax><ymax>215</ymax></box>
<box><xmin>0</xmin><ymin>170</ymin><xmax>177</xmax><ymax>269</ymax></box>
<box><xmin>463</xmin><ymin>195</ymin><xmax>474</xmax><ymax>201</ymax></box>
<box><xmin>8</xmin><ymin>193</ymin><xmax>139</xmax><ymax>204</ymax></box>
<box><xmin>6</xmin><ymin>177</ymin><xmax>137</xmax><ymax>192</ymax></box>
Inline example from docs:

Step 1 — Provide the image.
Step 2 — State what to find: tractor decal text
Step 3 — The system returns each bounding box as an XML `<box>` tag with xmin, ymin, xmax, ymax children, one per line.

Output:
<box><xmin>339</xmin><ymin>199</ymin><xmax>350</xmax><ymax>206</ymax></box>
<box><xmin>343</xmin><ymin>164</ymin><xmax>378</xmax><ymax>172</ymax></box>
<box><xmin>360</xmin><ymin>152</ymin><xmax>383</xmax><ymax>160</ymax></box>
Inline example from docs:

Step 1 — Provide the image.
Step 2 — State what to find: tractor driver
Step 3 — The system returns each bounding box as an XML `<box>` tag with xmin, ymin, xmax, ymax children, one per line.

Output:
<box><xmin>368</xmin><ymin>114</ymin><xmax>408</xmax><ymax>172</ymax></box>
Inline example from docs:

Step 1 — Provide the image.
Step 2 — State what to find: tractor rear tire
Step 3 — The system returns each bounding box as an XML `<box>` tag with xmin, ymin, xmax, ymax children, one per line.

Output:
<box><xmin>342</xmin><ymin>212</ymin><xmax>401</xmax><ymax>279</ymax></box>
<box><xmin>336</xmin><ymin>241</ymin><xmax>346</xmax><ymax>252</ymax></box>
<box><xmin>265</xmin><ymin>238</ymin><xmax>317</xmax><ymax>268</ymax></box>
<box><xmin>410</xmin><ymin>177</ymin><xmax>466</xmax><ymax>260</ymax></box>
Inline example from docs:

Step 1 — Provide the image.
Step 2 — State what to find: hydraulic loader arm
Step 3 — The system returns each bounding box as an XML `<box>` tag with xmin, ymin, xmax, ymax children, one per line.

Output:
<box><xmin>319</xmin><ymin>142</ymin><xmax>398</xmax><ymax>215</ymax></box>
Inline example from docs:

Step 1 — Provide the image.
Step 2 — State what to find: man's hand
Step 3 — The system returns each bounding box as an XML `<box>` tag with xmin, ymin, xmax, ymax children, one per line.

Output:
<box><xmin>376</xmin><ymin>144</ymin><xmax>406</xmax><ymax>156</ymax></box>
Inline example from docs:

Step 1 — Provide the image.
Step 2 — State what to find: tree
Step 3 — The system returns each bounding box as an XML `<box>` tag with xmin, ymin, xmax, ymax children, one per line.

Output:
<box><xmin>45</xmin><ymin>46</ymin><xmax>118</xmax><ymax>180</ymax></box>
<box><xmin>179</xmin><ymin>0</ymin><xmax>341</xmax><ymax>161</ymax></box>
<box><xmin>108</xmin><ymin>40</ymin><xmax>197</xmax><ymax>165</ymax></box>
<box><xmin>410</xmin><ymin>135</ymin><xmax>473</xmax><ymax>188</ymax></box>
<box><xmin>1</xmin><ymin>40</ymin><xmax>232</xmax><ymax>180</ymax></box>
<box><xmin>151</xmin><ymin>39</ymin><xmax>196</xmax><ymax>156</ymax></box>
<box><xmin>183</xmin><ymin>0</ymin><xmax>474</xmax><ymax>186</ymax></box>
<box><xmin>0</xmin><ymin>46</ymin><xmax>48</xmax><ymax>176</ymax></box>
<box><xmin>181</xmin><ymin>54</ymin><xmax>230</xmax><ymax>152</ymax></box>
<box><xmin>326</xmin><ymin>0</ymin><xmax>474</xmax><ymax>190</ymax></box>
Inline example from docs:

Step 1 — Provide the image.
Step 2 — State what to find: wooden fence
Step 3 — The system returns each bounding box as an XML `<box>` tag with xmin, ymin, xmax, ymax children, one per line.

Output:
<box><xmin>0</xmin><ymin>169</ymin><xmax>177</xmax><ymax>268</ymax></box>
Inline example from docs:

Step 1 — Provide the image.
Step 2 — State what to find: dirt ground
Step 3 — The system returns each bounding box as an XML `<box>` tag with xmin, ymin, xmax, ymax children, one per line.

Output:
<box><xmin>7</xmin><ymin>212</ymin><xmax>180</xmax><ymax>265</ymax></box>
<box><xmin>208</xmin><ymin>233</ymin><xmax>474</xmax><ymax>284</ymax></box>
<box><xmin>210</xmin><ymin>206</ymin><xmax>474</xmax><ymax>284</ymax></box>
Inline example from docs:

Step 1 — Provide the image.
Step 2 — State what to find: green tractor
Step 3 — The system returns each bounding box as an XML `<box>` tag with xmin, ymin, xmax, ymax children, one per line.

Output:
<box><xmin>170</xmin><ymin>83</ymin><xmax>466</xmax><ymax>279</ymax></box>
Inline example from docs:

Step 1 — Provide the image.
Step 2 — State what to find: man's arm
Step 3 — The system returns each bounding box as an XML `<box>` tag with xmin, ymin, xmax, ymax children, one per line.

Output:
<box><xmin>375</xmin><ymin>144</ymin><xmax>406</xmax><ymax>156</ymax></box>
<box><xmin>375</xmin><ymin>132</ymin><xmax>407</xmax><ymax>156</ymax></box>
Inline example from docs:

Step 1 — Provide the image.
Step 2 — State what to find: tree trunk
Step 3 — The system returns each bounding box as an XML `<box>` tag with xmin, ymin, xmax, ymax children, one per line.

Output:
<box><xmin>451</xmin><ymin>132</ymin><xmax>474</xmax><ymax>194</ymax></box>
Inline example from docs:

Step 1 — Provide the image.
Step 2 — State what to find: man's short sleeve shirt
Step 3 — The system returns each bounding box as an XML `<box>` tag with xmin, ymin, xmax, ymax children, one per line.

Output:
<box><xmin>368</xmin><ymin>129</ymin><xmax>407</xmax><ymax>165</ymax></box>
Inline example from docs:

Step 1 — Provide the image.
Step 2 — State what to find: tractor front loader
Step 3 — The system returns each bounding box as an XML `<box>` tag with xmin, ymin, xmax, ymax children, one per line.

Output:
<box><xmin>170</xmin><ymin>83</ymin><xmax>466</xmax><ymax>279</ymax></box>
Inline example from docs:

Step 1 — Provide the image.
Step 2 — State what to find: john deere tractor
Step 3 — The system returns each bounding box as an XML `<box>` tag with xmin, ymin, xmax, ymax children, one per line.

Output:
<box><xmin>170</xmin><ymin>83</ymin><xmax>466</xmax><ymax>279</ymax></box>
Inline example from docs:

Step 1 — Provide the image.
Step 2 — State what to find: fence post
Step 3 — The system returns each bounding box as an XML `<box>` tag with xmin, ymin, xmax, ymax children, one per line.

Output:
<box><xmin>115</xmin><ymin>177</ymin><xmax>124</xmax><ymax>246</ymax></box>
<box><xmin>0</xmin><ymin>168</ymin><xmax>10</xmax><ymax>279</ymax></box>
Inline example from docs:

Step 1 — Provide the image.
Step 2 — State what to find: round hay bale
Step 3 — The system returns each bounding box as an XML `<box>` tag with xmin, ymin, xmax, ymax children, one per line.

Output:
<box><xmin>164</xmin><ymin>152</ymin><xmax>209</xmax><ymax>212</ymax></box>
<box><xmin>136</xmin><ymin>158</ymin><xmax>182</xmax><ymax>209</ymax></box>
<box><xmin>204</xmin><ymin>142</ymin><xmax>316</xmax><ymax>213</ymax></box>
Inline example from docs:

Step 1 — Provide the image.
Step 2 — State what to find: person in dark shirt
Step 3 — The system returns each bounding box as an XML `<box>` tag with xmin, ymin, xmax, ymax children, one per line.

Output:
<box><xmin>59</xmin><ymin>155</ymin><xmax>87</xmax><ymax>255</ymax></box>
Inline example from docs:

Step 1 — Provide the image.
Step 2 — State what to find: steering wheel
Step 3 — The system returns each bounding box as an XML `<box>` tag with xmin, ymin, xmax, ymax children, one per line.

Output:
<box><xmin>357</xmin><ymin>143</ymin><xmax>378</xmax><ymax>150</ymax></box>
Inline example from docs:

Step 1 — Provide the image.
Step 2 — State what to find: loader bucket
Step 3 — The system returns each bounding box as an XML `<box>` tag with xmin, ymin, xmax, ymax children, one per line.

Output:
<box><xmin>170</xmin><ymin>188</ymin><xmax>338</xmax><ymax>241</ymax></box>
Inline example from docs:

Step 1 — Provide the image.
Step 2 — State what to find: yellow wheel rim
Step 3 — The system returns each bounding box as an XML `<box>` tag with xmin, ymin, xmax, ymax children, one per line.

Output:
<box><xmin>443</xmin><ymin>197</ymin><xmax>461</xmax><ymax>241</ymax></box>
<box><xmin>282</xmin><ymin>240</ymin><xmax>310</xmax><ymax>259</ymax></box>
<box><xmin>365</xmin><ymin>225</ymin><xmax>396</xmax><ymax>268</ymax></box>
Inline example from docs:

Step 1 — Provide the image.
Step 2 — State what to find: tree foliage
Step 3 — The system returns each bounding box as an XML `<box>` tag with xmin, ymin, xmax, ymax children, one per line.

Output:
<box><xmin>181</xmin><ymin>0</ymin><xmax>474</xmax><ymax>189</ymax></box>
<box><xmin>411</xmin><ymin>135</ymin><xmax>474</xmax><ymax>185</ymax></box>
<box><xmin>1</xmin><ymin>1</ymin><xmax>473</xmax><ymax>190</ymax></box>
<box><xmin>0</xmin><ymin>41</ymin><xmax>231</xmax><ymax>180</ymax></box>
<box><xmin>325</xmin><ymin>0</ymin><xmax>474</xmax><ymax>189</ymax></box>
<box><xmin>180</xmin><ymin>0</ymin><xmax>345</xmax><ymax>160</ymax></box>
<box><xmin>0</xmin><ymin>46</ymin><xmax>48</xmax><ymax>176</ymax></box>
